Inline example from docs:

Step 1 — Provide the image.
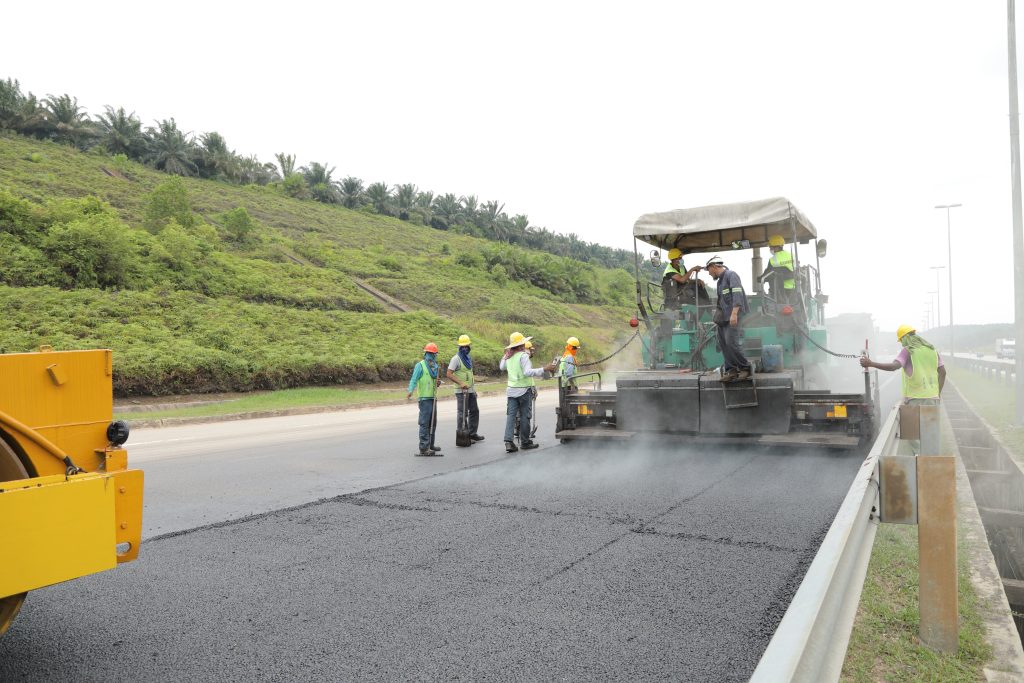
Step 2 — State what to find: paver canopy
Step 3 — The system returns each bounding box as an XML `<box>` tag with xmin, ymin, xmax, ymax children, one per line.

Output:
<box><xmin>633</xmin><ymin>197</ymin><xmax>817</xmax><ymax>254</ymax></box>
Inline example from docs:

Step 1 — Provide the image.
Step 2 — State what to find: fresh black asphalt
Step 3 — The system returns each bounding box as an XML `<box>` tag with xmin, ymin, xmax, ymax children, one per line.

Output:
<box><xmin>0</xmin><ymin>442</ymin><xmax>862</xmax><ymax>682</ymax></box>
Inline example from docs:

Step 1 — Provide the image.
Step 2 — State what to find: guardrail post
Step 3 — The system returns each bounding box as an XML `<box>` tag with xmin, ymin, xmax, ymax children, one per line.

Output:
<box><xmin>916</xmin><ymin>404</ymin><xmax>958</xmax><ymax>653</ymax></box>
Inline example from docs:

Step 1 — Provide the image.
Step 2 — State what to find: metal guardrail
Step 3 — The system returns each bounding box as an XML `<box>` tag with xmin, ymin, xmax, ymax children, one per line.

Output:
<box><xmin>948</xmin><ymin>353</ymin><xmax>1016</xmax><ymax>385</ymax></box>
<box><xmin>750</xmin><ymin>405</ymin><xmax>899</xmax><ymax>682</ymax></box>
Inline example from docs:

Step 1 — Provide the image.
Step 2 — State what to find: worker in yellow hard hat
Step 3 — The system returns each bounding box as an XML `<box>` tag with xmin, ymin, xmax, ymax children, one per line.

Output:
<box><xmin>558</xmin><ymin>336</ymin><xmax>581</xmax><ymax>389</ymax></box>
<box><xmin>499</xmin><ymin>331</ymin><xmax>557</xmax><ymax>452</ymax></box>
<box><xmin>662</xmin><ymin>247</ymin><xmax>707</xmax><ymax>309</ymax></box>
<box><xmin>860</xmin><ymin>325</ymin><xmax>945</xmax><ymax>403</ymax></box>
<box><xmin>446</xmin><ymin>334</ymin><xmax>483</xmax><ymax>444</ymax></box>
<box><xmin>758</xmin><ymin>235</ymin><xmax>796</xmax><ymax>303</ymax></box>
<box><xmin>407</xmin><ymin>342</ymin><xmax>443</xmax><ymax>456</ymax></box>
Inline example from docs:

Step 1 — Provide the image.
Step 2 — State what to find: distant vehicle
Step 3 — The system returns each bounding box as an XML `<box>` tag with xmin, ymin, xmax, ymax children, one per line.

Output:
<box><xmin>996</xmin><ymin>338</ymin><xmax>1016</xmax><ymax>359</ymax></box>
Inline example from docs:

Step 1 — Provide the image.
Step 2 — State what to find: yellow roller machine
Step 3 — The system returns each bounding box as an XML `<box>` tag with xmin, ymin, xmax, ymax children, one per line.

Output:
<box><xmin>0</xmin><ymin>347</ymin><xmax>143</xmax><ymax>636</ymax></box>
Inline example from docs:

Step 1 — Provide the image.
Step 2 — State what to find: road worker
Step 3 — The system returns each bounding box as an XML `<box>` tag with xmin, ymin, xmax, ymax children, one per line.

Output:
<box><xmin>860</xmin><ymin>325</ymin><xmax>945</xmax><ymax>403</ymax></box>
<box><xmin>758</xmin><ymin>235</ymin><xmax>795</xmax><ymax>302</ymax></box>
<box><xmin>705</xmin><ymin>255</ymin><xmax>752</xmax><ymax>382</ymax></box>
<box><xmin>499</xmin><ymin>332</ymin><xmax>557</xmax><ymax>452</ymax></box>
<box><xmin>558</xmin><ymin>337</ymin><xmax>580</xmax><ymax>388</ymax></box>
<box><xmin>446</xmin><ymin>334</ymin><xmax>484</xmax><ymax>443</ymax></box>
<box><xmin>407</xmin><ymin>342</ymin><xmax>443</xmax><ymax>456</ymax></box>
<box><xmin>513</xmin><ymin>340</ymin><xmax>540</xmax><ymax>443</ymax></box>
<box><xmin>662</xmin><ymin>248</ymin><xmax>708</xmax><ymax>309</ymax></box>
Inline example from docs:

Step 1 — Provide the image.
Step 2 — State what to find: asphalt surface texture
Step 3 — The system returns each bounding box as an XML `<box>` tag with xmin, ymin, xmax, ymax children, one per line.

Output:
<box><xmin>1</xmin><ymin>391</ymin><xmax>869</xmax><ymax>681</ymax></box>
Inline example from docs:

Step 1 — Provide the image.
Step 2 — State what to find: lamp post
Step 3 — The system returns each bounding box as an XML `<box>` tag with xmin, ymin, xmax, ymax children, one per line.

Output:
<box><xmin>1009</xmin><ymin>0</ymin><xmax>1024</xmax><ymax>424</ymax></box>
<box><xmin>934</xmin><ymin>205</ymin><xmax>961</xmax><ymax>352</ymax></box>
<box><xmin>930</xmin><ymin>266</ymin><xmax>946</xmax><ymax>340</ymax></box>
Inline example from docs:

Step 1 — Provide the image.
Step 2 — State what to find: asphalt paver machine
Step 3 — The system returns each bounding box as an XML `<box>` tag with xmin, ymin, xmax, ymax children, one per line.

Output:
<box><xmin>556</xmin><ymin>197</ymin><xmax>878</xmax><ymax>449</ymax></box>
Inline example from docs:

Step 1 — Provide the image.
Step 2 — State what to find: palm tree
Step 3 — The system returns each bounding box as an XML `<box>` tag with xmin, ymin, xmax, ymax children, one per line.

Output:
<box><xmin>0</xmin><ymin>79</ymin><xmax>47</xmax><ymax>137</ymax></box>
<box><xmin>97</xmin><ymin>106</ymin><xmax>146</xmax><ymax>158</ymax></box>
<box><xmin>461</xmin><ymin>195</ymin><xmax>479</xmax><ymax>228</ymax></box>
<box><xmin>365</xmin><ymin>182</ymin><xmax>392</xmax><ymax>215</ymax></box>
<box><xmin>238</xmin><ymin>155</ymin><xmax>279</xmax><ymax>185</ymax></box>
<box><xmin>43</xmin><ymin>93</ymin><xmax>96</xmax><ymax>148</ymax></box>
<box><xmin>479</xmin><ymin>200</ymin><xmax>505</xmax><ymax>236</ymax></box>
<box><xmin>275</xmin><ymin>153</ymin><xmax>297</xmax><ymax>178</ymax></box>
<box><xmin>339</xmin><ymin>176</ymin><xmax>365</xmax><ymax>208</ymax></box>
<box><xmin>199</xmin><ymin>131</ymin><xmax>239</xmax><ymax>181</ymax></box>
<box><xmin>301</xmin><ymin>162</ymin><xmax>340</xmax><ymax>203</ymax></box>
<box><xmin>511</xmin><ymin>214</ymin><xmax>530</xmax><ymax>243</ymax></box>
<box><xmin>394</xmin><ymin>183</ymin><xmax>417</xmax><ymax>220</ymax></box>
<box><xmin>431</xmin><ymin>193</ymin><xmax>462</xmax><ymax>229</ymax></box>
<box><xmin>145</xmin><ymin>118</ymin><xmax>198</xmax><ymax>176</ymax></box>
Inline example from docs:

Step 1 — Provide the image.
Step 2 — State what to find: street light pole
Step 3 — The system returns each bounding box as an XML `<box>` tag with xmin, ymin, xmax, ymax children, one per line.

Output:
<box><xmin>934</xmin><ymin>205</ymin><xmax>961</xmax><ymax>352</ymax></box>
<box><xmin>1009</xmin><ymin>0</ymin><xmax>1024</xmax><ymax>424</ymax></box>
<box><xmin>930</xmin><ymin>266</ymin><xmax>945</xmax><ymax>334</ymax></box>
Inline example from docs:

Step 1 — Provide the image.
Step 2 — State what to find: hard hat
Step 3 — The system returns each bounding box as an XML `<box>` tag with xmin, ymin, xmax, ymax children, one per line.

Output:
<box><xmin>525</xmin><ymin>341</ymin><xmax>534</xmax><ymax>349</ymax></box>
<box><xmin>457</xmin><ymin>334</ymin><xmax>471</xmax><ymax>346</ymax></box>
<box><xmin>423</xmin><ymin>342</ymin><xmax>439</xmax><ymax>353</ymax></box>
<box><xmin>566</xmin><ymin>336</ymin><xmax>580</xmax><ymax>348</ymax></box>
<box><xmin>505</xmin><ymin>331</ymin><xmax>532</xmax><ymax>349</ymax></box>
<box><xmin>706</xmin><ymin>255</ymin><xmax>724</xmax><ymax>267</ymax></box>
<box><xmin>896</xmin><ymin>325</ymin><xmax>915</xmax><ymax>342</ymax></box>
<box><xmin>768</xmin><ymin>235</ymin><xmax>785</xmax><ymax>248</ymax></box>
<box><xmin>667</xmin><ymin>248</ymin><xmax>683</xmax><ymax>261</ymax></box>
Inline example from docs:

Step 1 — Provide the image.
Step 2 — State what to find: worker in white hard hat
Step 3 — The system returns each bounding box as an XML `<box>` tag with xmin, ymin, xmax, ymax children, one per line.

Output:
<box><xmin>447</xmin><ymin>334</ymin><xmax>484</xmax><ymax>444</ymax></box>
<box><xmin>860</xmin><ymin>325</ymin><xmax>945</xmax><ymax>403</ymax></box>
<box><xmin>499</xmin><ymin>331</ymin><xmax>557</xmax><ymax>452</ymax></box>
<box><xmin>706</xmin><ymin>255</ymin><xmax>752</xmax><ymax>382</ymax></box>
<box><xmin>662</xmin><ymin>248</ymin><xmax>707</xmax><ymax>309</ymax></box>
<box><xmin>758</xmin><ymin>235</ymin><xmax>796</xmax><ymax>303</ymax></box>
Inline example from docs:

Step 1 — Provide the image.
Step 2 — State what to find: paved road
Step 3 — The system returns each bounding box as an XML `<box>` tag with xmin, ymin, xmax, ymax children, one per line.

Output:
<box><xmin>1</xmin><ymin>390</ymin><xmax>867</xmax><ymax>681</ymax></box>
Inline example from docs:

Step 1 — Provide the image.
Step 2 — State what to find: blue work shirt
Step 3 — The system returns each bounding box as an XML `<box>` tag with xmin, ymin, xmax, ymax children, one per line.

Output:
<box><xmin>716</xmin><ymin>267</ymin><xmax>749</xmax><ymax>316</ymax></box>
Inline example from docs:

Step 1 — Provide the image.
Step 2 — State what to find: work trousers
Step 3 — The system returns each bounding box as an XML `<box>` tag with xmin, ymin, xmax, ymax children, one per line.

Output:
<box><xmin>417</xmin><ymin>398</ymin><xmax>436</xmax><ymax>450</ymax></box>
<box><xmin>504</xmin><ymin>393</ymin><xmax>533</xmax><ymax>444</ymax></box>
<box><xmin>456</xmin><ymin>391</ymin><xmax>480</xmax><ymax>435</ymax></box>
<box><xmin>716</xmin><ymin>323</ymin><xmax>751</xmax><ymax>372</ymax></box>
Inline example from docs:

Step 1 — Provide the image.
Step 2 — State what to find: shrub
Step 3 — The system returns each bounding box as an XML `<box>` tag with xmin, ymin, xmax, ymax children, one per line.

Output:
<box><xmin>220</xmin><ymin>206</ymin><xmax>257</xmax><ymax>244</ymax></box>
<box><xmin>144</xmin><ymin>177</ymin><xmax>195</xmax><ymax>232</ymax></box>
<box><xmin>41</xmin><ymin>213</ymin><xmax>138</xmax><ymax>289</ymax></box>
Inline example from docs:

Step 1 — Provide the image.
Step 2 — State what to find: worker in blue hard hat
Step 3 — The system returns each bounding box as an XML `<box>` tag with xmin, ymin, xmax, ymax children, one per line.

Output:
<box><xmin>662</xmin><ymin>248</ymin><xmax>708</xmax><ymax>309</ymax></box>
<box><xmin>758</xmin><ymin>235</ymin><xmax>796</xmax><ymax>303</ymax></box>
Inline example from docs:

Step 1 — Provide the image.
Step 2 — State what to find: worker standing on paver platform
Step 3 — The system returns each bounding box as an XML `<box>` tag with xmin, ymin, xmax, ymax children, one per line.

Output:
<box><xmin>558</xmin><ymin>336</ymin><xmax>581</xmax><ymax>390</ymax></box>
<box><xmin>860</xmin><ymin>325</ymin><xmax>946</xmax><ymax>403</ymax></box>
<box><xmin>500</xmin><ymin>332</ymin><xmax>557</xmax><ymax>453</ymax></box>
<box><xmin>706</xmin><ymin>255</ymin><xmax>752</xmax><ymax>382</ymax></box>
<box><xmin>758</xmin><ymin>234</ymin><xmax>795</xmax><ymax>303</ymax></box>
<box><xmin>447</xmin><ymin>334</ymin><xmax>484</xmax><ymax>443</ymax></box>
<box><xmin>407</xmin><ymin>342</ymin><xmax>443</xmax><ymax>456</ymax></box>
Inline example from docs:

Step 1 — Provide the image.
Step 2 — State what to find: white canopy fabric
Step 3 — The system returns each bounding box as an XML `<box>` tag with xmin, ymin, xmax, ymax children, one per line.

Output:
<box><xmin>633</xmin><ymin>197</ymin><xmax>817</xmax><ymax>254</ymax></box>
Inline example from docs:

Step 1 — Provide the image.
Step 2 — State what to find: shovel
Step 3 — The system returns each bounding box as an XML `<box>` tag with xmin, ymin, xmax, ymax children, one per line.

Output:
<box><xmin>456</xmin><ymin>387</ymin><xmax>473</xmax><ymax>447</ymax></box>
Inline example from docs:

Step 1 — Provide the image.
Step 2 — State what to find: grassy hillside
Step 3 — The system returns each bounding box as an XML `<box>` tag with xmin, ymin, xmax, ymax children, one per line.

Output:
<box><xmin>0</xmin><ymin>133</ymin><xmax>635</xmax><ymax>395</ymax></box>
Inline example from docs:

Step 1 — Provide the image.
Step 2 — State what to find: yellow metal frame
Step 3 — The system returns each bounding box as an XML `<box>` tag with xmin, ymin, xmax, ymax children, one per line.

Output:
<box><xmin>0</xmin><ymin>348</ymin><xmax>144</xmax><ymax>611</ymax></box>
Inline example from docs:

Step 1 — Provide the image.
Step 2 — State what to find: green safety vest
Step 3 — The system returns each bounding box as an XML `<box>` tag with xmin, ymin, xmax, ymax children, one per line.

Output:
<box><xmin>663</xmin><ymin>262</ymin><xmax>683</xmax><ymax>279</ymax></box>
<box><xmin>561</xmin><ymin>356</ymin><xmax>577</xmax><ymax>387</ymax></box>
<box><xmin>506</xmin><ymin>351</ymin><xmax>535</xmax><ymax>388</ymax></box>
<box><xmin>452</xmin><ymin>356</ymin><xmax>474</xmax><ymax>388</ymax></box>
<box><xmin>770</xmin><ymin>250</ymin><xmax>796</xmax><ymax>289</ymax></box>
<box><xmin>901</xmin><ymin>346</ymin><xmax>940</xmax><ymax>399</ymax></box>
<box><xmin>416</xmin><ymin>360</ymin><xmax>437</xmax><ymax>399</ymax></box>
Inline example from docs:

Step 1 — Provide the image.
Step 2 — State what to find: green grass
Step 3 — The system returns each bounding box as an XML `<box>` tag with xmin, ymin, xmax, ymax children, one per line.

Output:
<box><xmin>0</xmin><ymin>133</ymin><xmax>635</xmax><ymax>395</ymax></box>
<box><xmin>116</xmin><ymin>378</ymin><xmax>559</xmax><ymax>421</ymax></box>
<box><xmin>841</xmin><ymin>523</ymin><xmax>991</xmax><ymax>682</ymax></box>
<box><xmin>945</xmin><ymin>366</ymin><xmax>1024</xmax><ymax>459</ymax></box>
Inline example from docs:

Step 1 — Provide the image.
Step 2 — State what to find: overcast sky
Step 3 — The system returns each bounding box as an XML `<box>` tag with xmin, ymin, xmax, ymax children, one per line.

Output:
<box><xmin>2</xmin><ymin>1</ymin><xmax>1019</xmax><ymax>334</ymax></box>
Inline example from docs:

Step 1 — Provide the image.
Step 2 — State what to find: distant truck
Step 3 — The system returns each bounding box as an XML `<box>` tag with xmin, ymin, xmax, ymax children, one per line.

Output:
<box><xmin>996</xmin><ymin>338</ymin><xmax>1016</xmax><ymax>359</ymax></box>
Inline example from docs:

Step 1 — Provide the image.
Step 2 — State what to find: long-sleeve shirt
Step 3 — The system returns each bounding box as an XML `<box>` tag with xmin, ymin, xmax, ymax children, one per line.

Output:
<box><xmin>407</xmin><ymin>359</ymin><xmax>439</xmax><ymax>395</ymax></box>
<box><xmin>716</xmin><ymin>268</ymin><xmax>749</xmax><ymax>316</ymax></box>
<box><xmin>499</xmin><ymin>352</ymin><xmax>548</xmax><ymax>398</ymax></box>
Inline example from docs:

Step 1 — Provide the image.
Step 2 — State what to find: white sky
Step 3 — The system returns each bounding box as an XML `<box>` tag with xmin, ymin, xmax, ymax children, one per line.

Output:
<box><xmin>2</xmin><ymin>1</ymin><xmax>1020</xmax><ymax>331</ymax></box>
